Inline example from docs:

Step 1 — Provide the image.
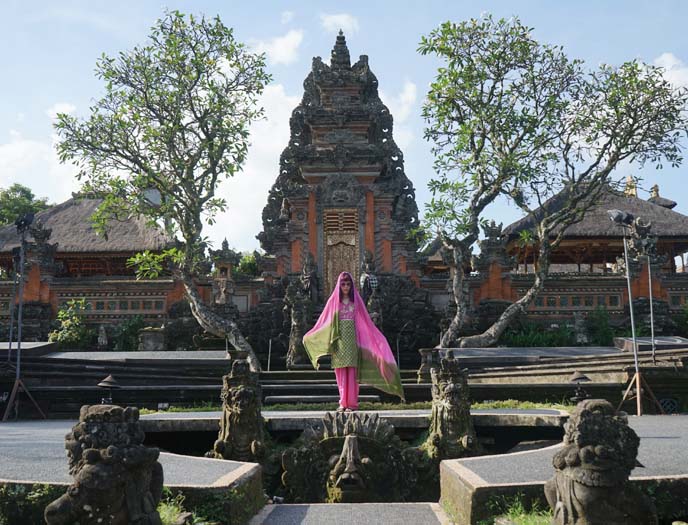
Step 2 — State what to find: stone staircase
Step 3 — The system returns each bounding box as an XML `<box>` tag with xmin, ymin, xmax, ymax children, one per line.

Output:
<box><xmin>249</xmin><ymin>502</ymin><xmax>452</xmax><ymax>525</ymax></box>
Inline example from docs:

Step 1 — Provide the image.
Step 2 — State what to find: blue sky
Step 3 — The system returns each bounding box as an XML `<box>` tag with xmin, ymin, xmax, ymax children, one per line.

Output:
<box><xmin>2</xmin><ymin>1</ymin><xmax>688</xmax><ymax>251</ymax></box>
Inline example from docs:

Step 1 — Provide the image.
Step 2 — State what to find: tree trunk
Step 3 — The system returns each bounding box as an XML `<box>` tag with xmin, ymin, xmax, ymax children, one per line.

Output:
<box><xmin>440</xmin><ymin>245</ymin><xmax>472</xmax><ymax>347</ymax></box>
<box><xmin>179</xmin><ymin>269</ymin><xmax>262</xmax><ymax>371</ymax></box>
<box><xmin>457</xmin><ymin>241</ymin><xmax>551</xmax><ymax>348</ymax></box>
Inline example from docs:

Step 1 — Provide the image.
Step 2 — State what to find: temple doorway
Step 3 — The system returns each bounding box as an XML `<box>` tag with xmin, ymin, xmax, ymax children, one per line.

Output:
<box><xmin>324</xmin><ymin>208</ymin><xmax>359</xmax><ymax>296</ymax></box>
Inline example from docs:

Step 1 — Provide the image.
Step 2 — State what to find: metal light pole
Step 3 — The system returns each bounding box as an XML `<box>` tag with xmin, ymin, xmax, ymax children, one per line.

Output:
<box><xmin>608</xmin><ymin>209</ymin><xmax>642</xmax><ymax>416</ymax></box>
<box><xmin>2</xmin><ymin>214</ymin><xmax>46</xmax><ymax>421</ymax></box>
<box><xmin>5</xmin><ymin>259</ymin><xmax>18</xmax><ymax>363</ymax></box>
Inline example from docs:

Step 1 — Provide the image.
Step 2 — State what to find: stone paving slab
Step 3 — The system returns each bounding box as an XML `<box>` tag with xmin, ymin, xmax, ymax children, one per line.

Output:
<box><xmin>452</xmin><ymin>415</ymin><xmax>688</xmax><ymax>484</ymax></box>
<box><xmin>46</xmin><ymin>347</ymin><xmax>623</xmax><ymax>361</ymax></box>
<box><xmin>0</xmin><ymin>419</ymin><xmax>245</xmax><ymax>486</ymax></box>
<box><xmin>250</xmin><ymin>503</ymin><xmax>451</xmax><ymax>525</ymax></box>
<box><xmin>45</xmin><ymin>350</ymin><xmax>228</xmax><ymax>361</ymax></box>
<box><xmin>440</xmin><ymin>415</ymin><xmax>688</xmax><ymax>525</ymax></box>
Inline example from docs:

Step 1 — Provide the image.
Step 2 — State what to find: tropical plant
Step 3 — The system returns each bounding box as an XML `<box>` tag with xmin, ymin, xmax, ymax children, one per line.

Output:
<box><xmin>54</xmin><ymin>10</ymin><xmax>271</xmax><ymax>370</ymax></box>
<box><xmin>419</xmin><ymin>15</ymin><xmax>688</xmax><ymax>347</ymax></box>
<box><xmin>48</xmin><ymin>298</ymin><xmax>95</xmax><ymax>348</ymax></box>
<box><xmin>0</xmin><ymin>183</ymin><xmax>49</xmax><ymax>226</ymax></box>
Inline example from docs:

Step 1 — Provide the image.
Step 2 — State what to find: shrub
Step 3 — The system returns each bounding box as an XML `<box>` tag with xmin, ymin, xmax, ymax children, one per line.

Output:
<box><xmin>0</xmin><ymin>483</ymin><xmax>65</xmax><ymax>525</ymax></box>
<box><xmin>48</xmin><ymin>298</ymin><xmax>95</xmax><ymax>348</ymax></box>
<box><xmin>499</xmin><ymin>323</ymin><xmax>576</xmax><ymax>347</ymax></box>
<box><xmin>112</xmin><ymin>315</ymin><xmax>146</xmax><ymax>351</ymax></box>
<box><xmin>674</xmin><ymin>303</ymin><xmax>688</xmax><ymax>337</ymax></box>
<box><xmin>236</xmin><ymin>252</ymin><xmax>259</xmax><ymax>277</ymax></box>
<box><xmin>586</xmin><ymin>306</ymin><xmax>614</xmax><ymax>346</ymax></box>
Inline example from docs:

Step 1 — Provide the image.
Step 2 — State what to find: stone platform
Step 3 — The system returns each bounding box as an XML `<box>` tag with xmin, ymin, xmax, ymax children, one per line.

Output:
<box><xmin>139</xmin><ymin>408</ymin><xmax>568</xmax><ymax>433</ymax></box>
<box><xmin>0</xmin><ymin>418</ymin><xmax>262</xmax><ymax>520</ymax></box>
<box><xmin>250</xmin><ymin>502</ymin><xmax>451</xmax><ymax>525</ymax></box>
<box><xmin>440</xmin><ymin>414</ymin><xmax>688</xmax><ymax>524</ymax></box>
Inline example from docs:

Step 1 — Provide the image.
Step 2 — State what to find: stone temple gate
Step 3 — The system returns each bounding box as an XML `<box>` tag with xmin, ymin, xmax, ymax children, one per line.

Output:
<box><xmin>257</xmin><ymin>31</ymin><xmax>421</xmax><ymax>296</ymax></box>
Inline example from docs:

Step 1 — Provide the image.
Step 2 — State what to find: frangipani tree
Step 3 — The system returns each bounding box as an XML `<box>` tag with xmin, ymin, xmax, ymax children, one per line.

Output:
<box><xmin>420</xmin><ymin>15</ymin><xmax>688</xmax><ymax>348</ymax></box>
<box><xmin>55</xmin><ymin>11</ymin><xmax>271</xmax><ymax>369</ymax></box>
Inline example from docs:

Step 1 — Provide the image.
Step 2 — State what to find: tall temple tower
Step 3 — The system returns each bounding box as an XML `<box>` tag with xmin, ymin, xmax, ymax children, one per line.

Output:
<box><xmin>258</xmin><ymin>32</ymin><xmax>421</xmax><ymax>296</ymax></box>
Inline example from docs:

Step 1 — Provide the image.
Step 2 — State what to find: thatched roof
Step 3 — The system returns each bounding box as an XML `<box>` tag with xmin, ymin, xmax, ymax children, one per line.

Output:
<box><xmin>0</xmin><ymin>197</ymin><xmax>171</xmax><ymax>253</ymax></box>
<box><xmin>504</xmin><ymin>185</ymin><xmax>688</xmax><ymax>240</ymax></box>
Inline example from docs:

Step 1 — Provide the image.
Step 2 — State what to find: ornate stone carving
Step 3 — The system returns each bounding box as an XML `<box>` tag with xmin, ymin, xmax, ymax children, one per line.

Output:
<box><xmin>617</xmin><ymin>216</ymin><xmax>668</xmax><ymax>277</ymax></box>
<box><xmin>544</xmin><ymin>399</ymin><xmax>657</xmax><ymax>525</ymax></box>
<box><xmin>207</xmin><ymin>352</ymin><xmax>264</xmax><ymax>462</ymax></box>
<box><xmin>359</xmin><ymin>249</ymin><xmax>378</xmax><ymax>304</ymax></box>
<box><xmin>300</xmin><ymin>252</ymin><xmax>320</xmax><ymax>304</ymax></box>
<box><xmin>417</xmin><ymin>348</ymin><xmax>440</xmax><ymax>384</ymax></box>
<box><xmin>45</xmin><ymin>405</ymin><xmax>163</xmax><ymax>525</ymax></box>
<box><xmin>421</xmin><ymin>350</ymin><xmax>480</xmax><ymax>460</ymax></box>
<box><xmin>281</xmin><ymin>412</ymin><xmax>417</xmax><ymax>503</ymax></box>
<box><xmin>97</xmin><ymin>325</ymin><xmax>108</xmax><ymax>349</ymax></box>
<box><xmin>283</xmin><ymin>279</ymin><xmax>313</xmax><ymax>369</ymax></box>
<box><xmin>258</xmin><ymin>32</ymin><xmax>420</xmax><ymax>275</ymax></box>
<box><xmin>472</xmin><ymin>220</ymin><xmax>515</xmax><ymax>273</ymax></box>
<box><xmin>26</xmin><ymin>220</ymin><xmax>62</xmax><ymax>276</ymax></box>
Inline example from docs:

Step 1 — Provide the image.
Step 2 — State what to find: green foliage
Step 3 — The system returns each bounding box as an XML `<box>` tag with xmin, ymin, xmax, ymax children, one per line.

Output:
<box><xmin>478</xmin><ymin>492</ymin><xmax>552</xmax><ymax>525</ymax></box>
<box><xmin>142</xmin><ymin>399</ymin><xmax>573</xmax><ymax>414</ymax></box>
<box><xmin>158</xmin><ymin>490</ymin><xmax>187</xmax><ymax>525</ymax></box>
<box><xmin>158</xmin><ymin>487</ymin><xmax>265</xmax><ymax>525</ymax></box>
<box><xmin>127</xmin><ymin>248</ymin><xmax>186</xmax><ymax>279</ymax></box>
<box><xmin>0</xmin><ymin>183</ymin><xmax>49</xmax><ymax>226</ymax></box>
<box><xmin>418</xmin><ymin>14</ymin><xmax>688</xmax><ymax>346</ymax></box>
<box><xmin>54</xmin><ymin>10</ymin><xmax>271</xmax><ymax>277</ymax></box>
<box><xmin>586</xmin><ymin>306</ymin><xmax>615</xmax><ymax>346</ymax></box>
<box><xmin>48</xmin><ymin>298</ymin><xmax>95</xmax><ymax>348</ymax></box>
<box><xmin>236</xmin><ymin>252</ymin><xmax>259</xmax><ymax>277</ymax></box>
<box><xmin>0</xmin><ymin>483</ymin><xmax>65</xmax><ymax>525</ymax></box>
<box><xmin>499</xmin><ymin>323</ymin><xmax>576</xmax><ymax>347</ymax></box>
<box><xmin>112</xmin><ymin>315</ymin><xmax>146</xmax><ymax>351</ymax></box>
<box><xmin>675</xmin><ymin>303</ymin><xmax>688</xmax><ymax>337</ymax></box>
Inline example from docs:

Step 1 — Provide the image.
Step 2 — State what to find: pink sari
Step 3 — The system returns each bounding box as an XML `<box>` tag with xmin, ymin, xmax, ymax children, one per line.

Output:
<box><xmin>303</xmin><ymin>271</ymin><xmax>405</xmax><ymax>401</ymax></box>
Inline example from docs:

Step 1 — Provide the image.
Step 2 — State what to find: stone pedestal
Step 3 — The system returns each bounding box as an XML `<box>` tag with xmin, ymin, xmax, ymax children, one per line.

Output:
<box><xmin>138</xmin><ymin>327</ymin><xmax>165</xmax><ymax>351</ymax></box>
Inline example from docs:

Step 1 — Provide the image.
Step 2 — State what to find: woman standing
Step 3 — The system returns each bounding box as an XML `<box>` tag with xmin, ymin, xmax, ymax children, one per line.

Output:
<box><xmin>303</xmin><ymin>271</ymin><xmax>404</xmax><ymax>411</ymax></box>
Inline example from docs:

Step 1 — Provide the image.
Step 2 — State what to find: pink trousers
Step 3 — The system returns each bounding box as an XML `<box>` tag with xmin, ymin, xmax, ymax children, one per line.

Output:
<box><xmin>334</xmin><ymin>367</ymin><xmax>359</xmax><ymax>409</ymax></box>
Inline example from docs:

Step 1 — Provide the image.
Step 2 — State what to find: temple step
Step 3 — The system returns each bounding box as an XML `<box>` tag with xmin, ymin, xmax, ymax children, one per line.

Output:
<box><xmin>249</xmin><ymin>503</ymin><xmax>450</xmax><ymax>524</ymax></box>
<box><xmin>264</xmin><ymin>395</ymin><xmax>380</xmax><ymax>404</ymax></box>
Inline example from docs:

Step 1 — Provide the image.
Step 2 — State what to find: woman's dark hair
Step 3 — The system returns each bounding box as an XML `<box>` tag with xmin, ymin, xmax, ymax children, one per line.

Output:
<box><xmin>338</xmin><ymin>273</ymin><xmax>354</xmax><ymax>302</ymax></box>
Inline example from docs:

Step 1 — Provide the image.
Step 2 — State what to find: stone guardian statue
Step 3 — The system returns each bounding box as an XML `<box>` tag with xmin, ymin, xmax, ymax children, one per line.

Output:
<box><xmin>45</xmin><ymin>405</ymin><xmax>163</xmax><ymax>525</ymax></box>
<box><xmin>544</xmin><ymin>399</ymin><xmax>657</xmax><ymax>525</ymax></box>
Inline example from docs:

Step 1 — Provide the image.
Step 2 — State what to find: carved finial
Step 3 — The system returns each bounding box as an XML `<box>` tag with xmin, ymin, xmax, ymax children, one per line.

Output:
<box><xmin>650</xmin><ymin>184</ymin><xmax>659</xmax><ymax>198</ymax></box>
<box><xmin>624</xmin><ymin>175</ymin><xmax>637</xmax><ymax>197</ymax></box>
<box><xmin>221</xmin><ymin>238</ymin><xmax>229</xmax><ymax>252</ymax></box>
<box><xmin>331</xmin><ymin>31</ymin><xmax>351</xmax><ymax>70</ymax></box>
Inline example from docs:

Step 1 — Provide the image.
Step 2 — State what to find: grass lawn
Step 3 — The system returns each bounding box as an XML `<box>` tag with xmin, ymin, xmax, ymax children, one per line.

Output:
<box><xmin>140</xmin><ymin>399</ymin><xmax>573</xmax><ymax>415</ymax></box>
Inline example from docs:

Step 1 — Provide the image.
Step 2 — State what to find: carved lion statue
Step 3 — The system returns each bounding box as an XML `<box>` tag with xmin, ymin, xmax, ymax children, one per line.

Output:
<box><xmin>544</xmin><ymin>399</ymin><xmax>657</xmax><ymax>525</ymax></box>
<box><xmin>45</xmin><ymin>405</ymin><xmax>163</xmax><ymax>525</ymax></box>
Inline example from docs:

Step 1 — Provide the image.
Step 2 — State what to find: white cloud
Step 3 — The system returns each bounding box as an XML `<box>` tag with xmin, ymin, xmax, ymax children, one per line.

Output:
<box><xmin>654</xmin><ymin>52</ymin><xmax>688</xmax><ymax>88</ymax></box>
<box><xmin>281</xmin><ymin>11</ymin><xmax>294</xmax><ymax>24</ymax></box>
<box><xmin>380</xmin><ymin>80</ymin><xmax>418</xmax><ymax>150</ymax></box>
<box><xmin>0</xmin><ymin>130</ymin><xmax>80</xmax><ymax>202</ymax></box>
<box><xmin>46</xmin><ymin>102</ymin><xmax>76</xmax><ymax>120</ymax></box>
<box><xmin>319</xmin><ymin>13</ymin><xmax>359</xmax><ymax>35</ymax></box>
<box><xmin>251</xmin><ymin>30</ymin><xmax>304</xmax><ymax>66</ymax></box>
<box><xmin>206</xmin><ymin>84</ymin><xmax>300</xmax><ymax>251</ymax></box>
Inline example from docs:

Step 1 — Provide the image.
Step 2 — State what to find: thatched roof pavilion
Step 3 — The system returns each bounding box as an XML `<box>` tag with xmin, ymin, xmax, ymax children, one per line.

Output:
<box><xmin>0</xmin><ymin>197</ymin><xmax>170</xmax><ymax>276</ymax></box>
<box><xmin>503</xmin><ymin>184</ymin><xmax>688</xmax><ymax>271</ymax></box>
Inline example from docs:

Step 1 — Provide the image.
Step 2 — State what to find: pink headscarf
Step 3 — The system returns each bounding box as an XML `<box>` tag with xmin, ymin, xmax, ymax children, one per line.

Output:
<box><xmin>303</xmin><ymin>271</ymin><xmax>404</xmax><ymax>400</ymax></box>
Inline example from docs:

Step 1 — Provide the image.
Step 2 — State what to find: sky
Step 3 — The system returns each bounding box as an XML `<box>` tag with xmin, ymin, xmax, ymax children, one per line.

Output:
<box><xmin>2</xmin><ymin>0</ymin><xmax>688</xmax><ymax>252</ymax></box>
